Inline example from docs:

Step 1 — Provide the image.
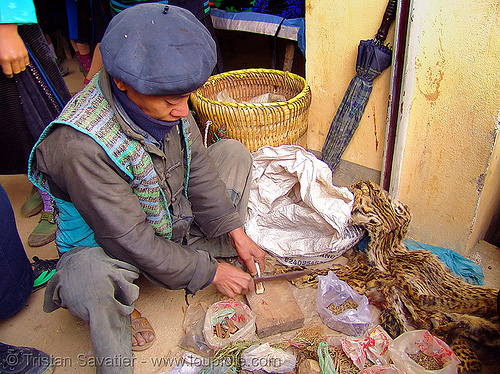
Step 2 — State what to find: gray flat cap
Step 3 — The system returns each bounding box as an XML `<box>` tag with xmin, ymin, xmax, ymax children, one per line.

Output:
<box><xmin>100</xmin><ymin>3</ymin><xmax>216</xmax><ymax>95</ymax></box>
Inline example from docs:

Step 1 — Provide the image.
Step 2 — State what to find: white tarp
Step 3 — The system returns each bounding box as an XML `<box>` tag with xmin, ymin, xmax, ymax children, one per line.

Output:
<box><xmin>245</xmin><ymin>145</ymin><xmax>364</xmax><ymax>265</ymax></box>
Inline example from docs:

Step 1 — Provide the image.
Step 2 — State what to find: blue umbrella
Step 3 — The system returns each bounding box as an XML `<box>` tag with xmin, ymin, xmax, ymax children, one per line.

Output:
<box><xmin>321</xmin><ymin>0</ymin><xmax>396</xmax><ymax>171</ymax></box>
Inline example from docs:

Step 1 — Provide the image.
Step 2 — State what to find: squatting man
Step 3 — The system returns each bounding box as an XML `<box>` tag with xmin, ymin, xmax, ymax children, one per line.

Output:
<box><xmin>29</xmin><ymin>4</ymin><xmax>266</xmax><ymax>373</ymax></box>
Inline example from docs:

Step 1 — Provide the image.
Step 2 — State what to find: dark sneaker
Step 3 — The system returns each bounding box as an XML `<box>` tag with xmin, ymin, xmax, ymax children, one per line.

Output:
<box><xmin>31</xmin><ymin>257</ymin><xmax>58</xmax><ymax>292</ymax></box>
<box><xmin>0</xmin><ymin>343</ymin><xmax>54</xmax><ymax>373</ymax></box>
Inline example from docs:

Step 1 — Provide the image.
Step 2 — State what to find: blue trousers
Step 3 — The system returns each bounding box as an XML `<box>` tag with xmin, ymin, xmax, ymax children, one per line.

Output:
<box><xmin>0</xmin><ymin>184</ymin><xmax>34</xmax><ymax>321</ymax></box>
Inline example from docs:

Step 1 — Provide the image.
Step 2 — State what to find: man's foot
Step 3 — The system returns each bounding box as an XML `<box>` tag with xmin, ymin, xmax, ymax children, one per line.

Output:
<box><xmin>131</xmin><ymin>309</ymin><xmax>155</xmax><ymax>351</ymax></box>
<box><xmin>28</xmin><ymin>212</ymin><xmax>57</xmax><ymax>247</ymax></box>
<box><xmin>20</xmin><ymin>189</ymin><xmax>43</xmax><ymax>218</ymax></box>
<box><xmin>0</xmin><ymin>342</ymin><xmax>54</xmax><ymax>373</ymax></box>
<box><xmin>31</xmin><ymin>256</ymin><xmax>59</xmax><ymax>292</ymax></box>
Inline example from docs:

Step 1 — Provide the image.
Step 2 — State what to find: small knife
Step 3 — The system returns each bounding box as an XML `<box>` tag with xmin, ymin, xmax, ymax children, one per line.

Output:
<box><xmin>253</xmin><ymin>269</ymin><xmax>313</xmax><ymax>283</ymax></box>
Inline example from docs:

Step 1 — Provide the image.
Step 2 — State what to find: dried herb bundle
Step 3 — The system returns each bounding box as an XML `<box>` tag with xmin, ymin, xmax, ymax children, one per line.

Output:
<box><xmin>328</xmin><ymin>298</ymin><xmax>358</xmax><ymax>315</ymax></box>
<box><xmin>329</xmin><ymin>346</ymin><xmax>362</xmax><ymax>374</ymax></box>
<box><xmin>212</xmin><ymin>340</ymin><xmax>254</xmax><ymax>371</ymax></box>
<box><xmin>408</xmin><ymin>351</ymin><xmax>443</xmax><ymax>371</ymax></box>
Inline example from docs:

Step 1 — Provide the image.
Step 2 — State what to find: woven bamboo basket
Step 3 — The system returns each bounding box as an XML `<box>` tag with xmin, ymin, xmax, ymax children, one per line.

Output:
<box><xmin>190</xmin><ymin>68</ymin><xmax>311</xmax><ymax>152</ymax></box>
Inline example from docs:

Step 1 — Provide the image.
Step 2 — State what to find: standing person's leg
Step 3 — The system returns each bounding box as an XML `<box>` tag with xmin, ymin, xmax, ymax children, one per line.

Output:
<box><xmin>83</xmin><ymin>42</ymin><xmax>103</xmax><ymax>86</ymax></box>
<box><xmin>75</xmin><ymin>42</ymin><xmax>92</xmax><ymax>75</ymax></box>
<box><xmin>188</xmin><ymin>139</ymin><xmax>253</xmax><ymax>257</ymax></box>
<box><xmin>14</xmin><ymin>23</ymin><xmax>71</xmax><ymax>247</ymax></box>
<box><xmin>27</xmin><ymin>189</ymin><xmax>57</xmax><ymax>247</ymax></box>
<box><xmin>0</xmin><ymin>183</ymin><xmax>55</xmax><ymax>374</ymax></box>
<box><xmin>44</xmin><ymin>247</ymin><xmax>141</xmax><ymax>374</ymax></box>
<box><xmin>0</xmin><ymin>183</ymin><xmax>34</xmax><ymax>320</ymax></box>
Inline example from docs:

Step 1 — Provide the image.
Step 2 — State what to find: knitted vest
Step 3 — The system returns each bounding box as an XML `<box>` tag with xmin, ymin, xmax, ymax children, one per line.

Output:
<box><xmin>29</xmin><ymin>75</ymin><xmax>192</xmax><ymax>241</ymax></box>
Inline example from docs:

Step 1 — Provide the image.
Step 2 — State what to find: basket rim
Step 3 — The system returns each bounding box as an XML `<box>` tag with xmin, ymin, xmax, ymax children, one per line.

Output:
<box><xmin>191</xmin><ymin>68</ymin><xmax>311</xmax><ymax>108</ymax></box>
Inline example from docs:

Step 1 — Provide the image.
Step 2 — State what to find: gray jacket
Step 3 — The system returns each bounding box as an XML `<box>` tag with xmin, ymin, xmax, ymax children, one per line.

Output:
<box><xmin>34</xmin><ymin>71</ymin><xmax>242</xmax><ymax>293</ymax></box>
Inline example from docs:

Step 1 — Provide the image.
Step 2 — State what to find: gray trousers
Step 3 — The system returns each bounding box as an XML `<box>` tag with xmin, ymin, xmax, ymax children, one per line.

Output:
<box><xmin>43</xmin><ymin>139</ymin><xmax>252</xmax><ymax>374</ymax></box>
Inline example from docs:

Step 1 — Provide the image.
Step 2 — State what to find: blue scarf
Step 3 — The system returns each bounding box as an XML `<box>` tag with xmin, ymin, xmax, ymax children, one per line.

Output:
<box><xmin>110</xmin><ymin>77</ymin><xmax>179</xmax><ymax>143</ymax></box>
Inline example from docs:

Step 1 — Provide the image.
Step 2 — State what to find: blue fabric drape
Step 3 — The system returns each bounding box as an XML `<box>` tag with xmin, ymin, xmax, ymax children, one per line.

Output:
<box><xmin>404</xmin><ymin>239</ymin><xmax>485</xmax><ymax>286</ymax></box>
<box><xmin>357</xmin><ymin>236</ymin><xmax>485</xmax><ymax>286</ymax></box>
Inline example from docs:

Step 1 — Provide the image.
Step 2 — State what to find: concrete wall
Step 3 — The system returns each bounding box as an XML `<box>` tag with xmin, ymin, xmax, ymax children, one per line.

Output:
<box><xmin>472</xmin><ymin>130</ymin><xmax>500</xmax><ymax>249</ymax></box>
<box><xmin>305</xmin><ymin>0</ymin><xmax>500</xmax><ymax>252</ymax></box>
<box><xmin>391</xmin><ymin>0</ymin><xmax>500</xmax><ymax>252</ymax></box>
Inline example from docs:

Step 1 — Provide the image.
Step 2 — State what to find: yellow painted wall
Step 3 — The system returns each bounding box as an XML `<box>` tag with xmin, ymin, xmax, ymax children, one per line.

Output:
<box><xmin>388</xmin><ymin>0</ymin><xmax>500</xmax><ymax>252</ymax></box>
<box><xmin>305</xmin><ymin>0</ymin><xmax>500</xmax><ymax>251</ymax></box>
<box><xmin>305</xmin><ymin>0</ymin><xmax>393</xmax><ymax>171</ymax></box>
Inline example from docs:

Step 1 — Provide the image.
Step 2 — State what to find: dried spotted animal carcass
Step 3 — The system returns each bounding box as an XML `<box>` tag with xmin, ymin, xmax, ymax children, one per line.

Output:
<box><xmin>288</xmin><ymin>180</ymin><xmax>500</xmax><ymax>373</ymax></box>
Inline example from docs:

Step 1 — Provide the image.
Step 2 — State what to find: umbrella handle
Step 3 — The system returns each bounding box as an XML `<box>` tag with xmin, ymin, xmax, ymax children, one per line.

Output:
<box><xmin>375</xmin><ymin>0</ymin><xmax>397</xmax><ymax>42</ymax></box>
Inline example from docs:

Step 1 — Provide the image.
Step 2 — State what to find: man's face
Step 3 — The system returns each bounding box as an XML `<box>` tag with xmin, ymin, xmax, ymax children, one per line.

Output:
<box><xmin>114</xmin><ymin>78</ymin><xmax>190</xmax><ymax>121</ymax></box>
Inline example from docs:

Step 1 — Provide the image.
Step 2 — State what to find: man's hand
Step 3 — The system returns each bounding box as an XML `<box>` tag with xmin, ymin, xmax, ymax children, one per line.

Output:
<box><xmin>228</xmin><ymin>227</ymin><xmax>265</xmax><ymax>276</ymax></box>
<box><xmin>0</xmin><ymin>24</ymin><xmax>29</xmax><ymax>78</ymax></box>
<box><xmin>211</xmin><ymin>262</ymin><xmax>255</xmax><ymax>298</ymax></box>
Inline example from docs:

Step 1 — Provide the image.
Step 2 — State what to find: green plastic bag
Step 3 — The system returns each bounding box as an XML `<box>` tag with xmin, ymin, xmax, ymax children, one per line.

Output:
<box><xmin>317</xmin><ymin>342</ymin><xmax>338</xmax><ymax>374</ymax></box>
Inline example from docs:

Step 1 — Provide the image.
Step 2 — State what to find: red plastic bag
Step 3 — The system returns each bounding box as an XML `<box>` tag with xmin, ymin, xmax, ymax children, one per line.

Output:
<box><xmin>342</xmin><ymin>325</ymin><xmax>392</xmax><ymax>370</ymax></box>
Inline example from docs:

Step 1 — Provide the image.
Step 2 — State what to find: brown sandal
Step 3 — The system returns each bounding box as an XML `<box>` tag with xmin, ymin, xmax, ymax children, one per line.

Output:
<box><xmin>131</xmin><ymin>309</ymin><xmax>156</xmax><ymax>351</ymax></box>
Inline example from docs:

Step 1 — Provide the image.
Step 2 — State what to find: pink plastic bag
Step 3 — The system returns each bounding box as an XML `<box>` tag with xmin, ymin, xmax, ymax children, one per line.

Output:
<box><xmin>202</xmin><ymin>299</ymin><xmax>256</xmax><ymax>349</ymax></box>
<box><xmin>359</xmin><ymin>365</ymin><xmax>405</xmax><ymax>374</ymax></box>
<box><xmin>341</xmin><ymin>325</ymin><xmax>392</xmax><ymax>370</ymax></box>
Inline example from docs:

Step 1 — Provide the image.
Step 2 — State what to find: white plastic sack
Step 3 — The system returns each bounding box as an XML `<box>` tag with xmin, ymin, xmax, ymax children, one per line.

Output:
<box><xmin>388</xmin><ymin>330</ymin><xmax>460</xmax><ymax>374</ymax></box>
<box><xmin>161</xmin><ymin>352</ymin><xmax>234</xmax><ymax>374</ymax></box>
<box><xmin>160</xmin><ymin>352</ymin><xmax>205</xmax><ymax>374</ymax></box>
<box><xmin>240</xmin><ymin>343</ymin><xmax>296</xmax><ymax>373</ymax></box>
<box><xmin>275</xmin><ymin>225</ymin><xmax>366</xmax><ymax>266</ymax></box>
<box><xmin>216</xmin><ymin>89</ymin><xmax>286</xmax><ymax>103</ymax></box>
<box><xmin>245</xmin><ymin>145</ymin><xmax>360</xmax><ymax>264</ymax></box>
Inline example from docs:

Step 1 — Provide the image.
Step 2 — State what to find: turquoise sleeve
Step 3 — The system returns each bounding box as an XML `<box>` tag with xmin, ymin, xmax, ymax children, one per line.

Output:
<box><xmin>0</xmin><ymin>0</ymin><xmax>38</xmax><ymax>24</ymax></box>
